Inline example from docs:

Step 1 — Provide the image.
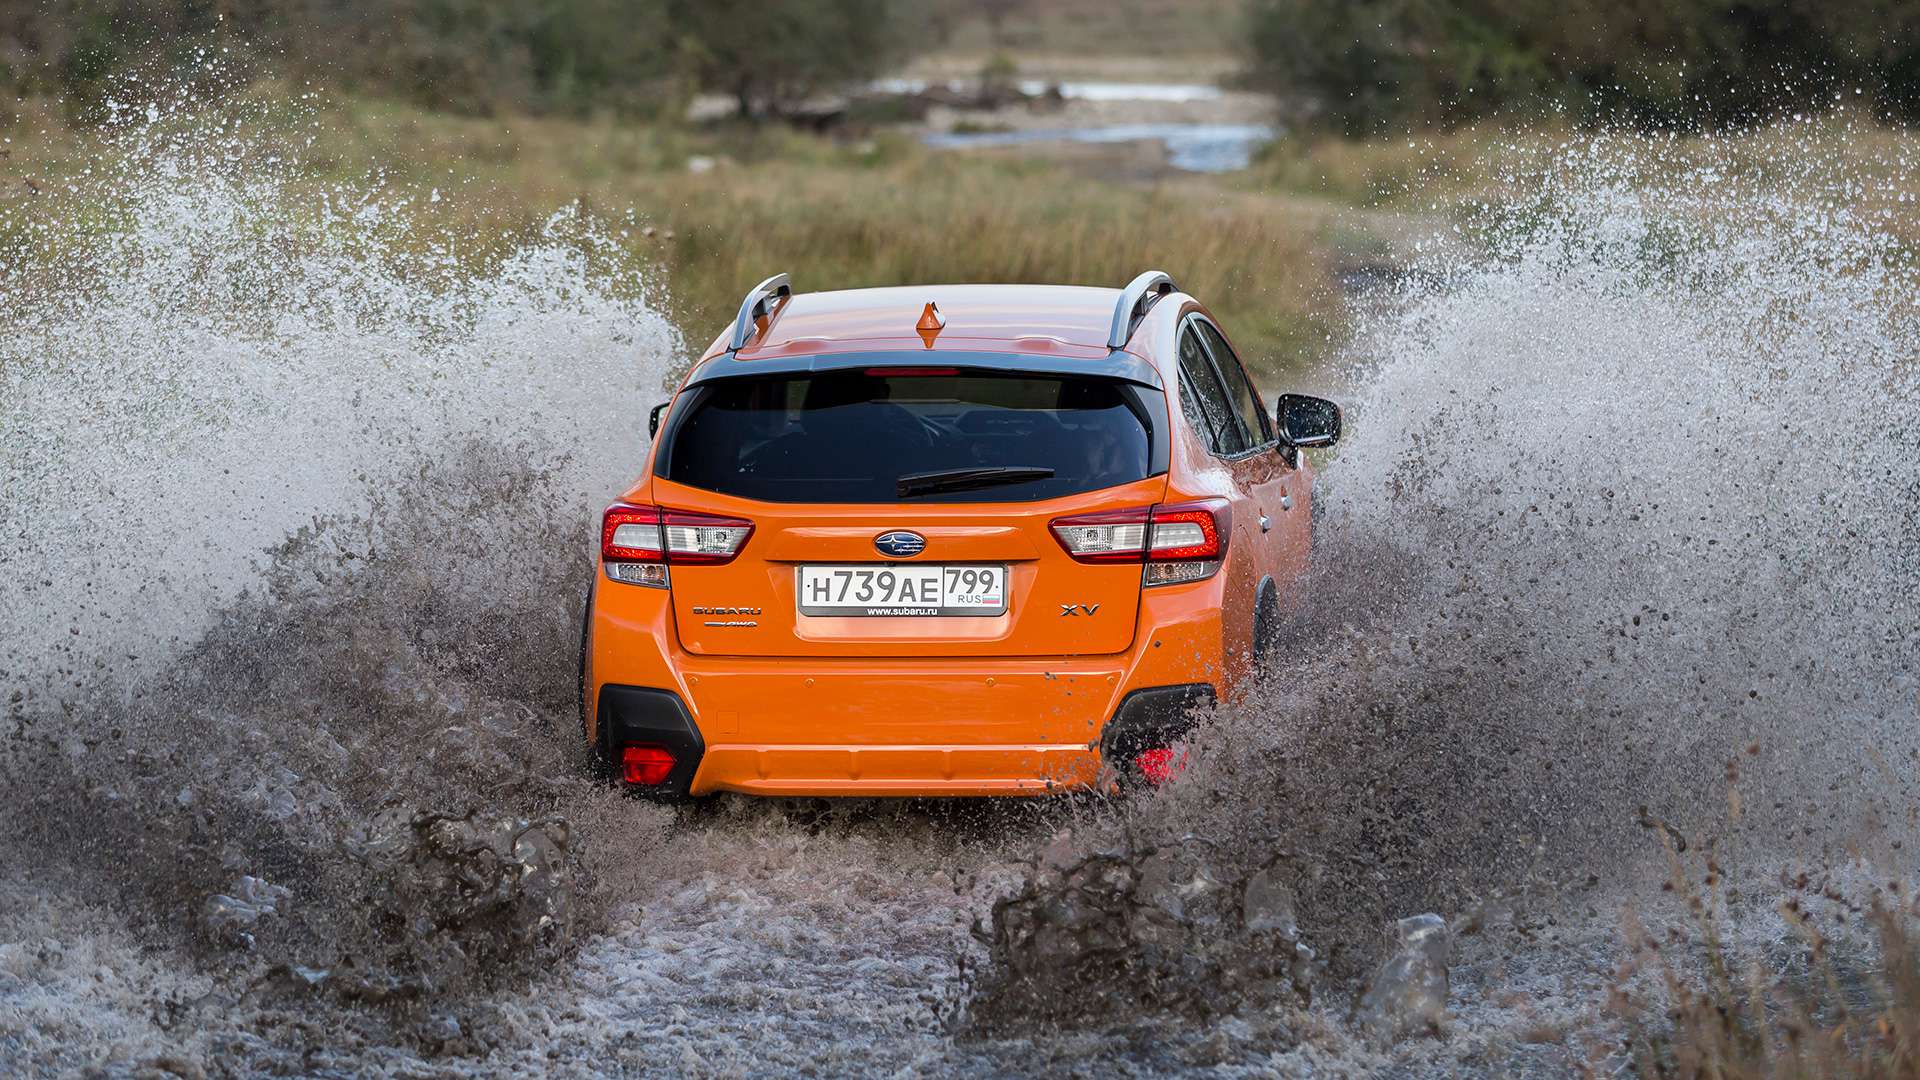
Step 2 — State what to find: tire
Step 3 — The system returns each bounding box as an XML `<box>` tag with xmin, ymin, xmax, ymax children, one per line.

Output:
<box><xmin>578</xmin><ymin>581</ymin><xmax>615</xmax><ymax>783</ymax></box>
<box><xmin>1252</xmin><ymin>579</ymin><xmax>1282</xmax><ymax>673</ymax></box>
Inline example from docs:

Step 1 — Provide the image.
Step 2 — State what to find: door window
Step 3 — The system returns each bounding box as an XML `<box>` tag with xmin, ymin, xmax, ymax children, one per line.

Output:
<box><xmin>1177</xmin><ymin>325</ymin><xmax>1249</xmax><ymax>456</ymax></box>
<box><xmin>1195</xmin><ymin>319</ymin><xmax>1273</xmax><ymax>447</ymax></box>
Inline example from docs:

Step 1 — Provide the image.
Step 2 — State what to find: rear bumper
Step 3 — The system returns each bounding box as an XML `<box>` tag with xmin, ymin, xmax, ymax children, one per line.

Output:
<box><xmin>595</xmin><ymin>681</ymin><xmax>1216</xmax><ymax>797</ymax></box>
<box><xmin>587</xmin><ymin>570</ymin><xmax>1232</xmax><ymax>797</ymax></box>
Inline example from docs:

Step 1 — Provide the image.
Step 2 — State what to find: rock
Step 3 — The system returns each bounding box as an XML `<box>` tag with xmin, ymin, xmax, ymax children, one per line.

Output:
<box><xmin>1353</xmin><ymin>913</ymin><xmax>1451</xmax><ymax>1042</ymax></box>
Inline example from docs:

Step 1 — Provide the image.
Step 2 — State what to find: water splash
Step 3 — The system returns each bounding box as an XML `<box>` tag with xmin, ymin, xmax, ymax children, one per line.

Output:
<box><xmin>4</xmin><ymin>93</ymin><xmax>1919</xmax><ymax>1075</ymax></box>
<box><xmin>976</xmin><ymin>120</ymin><xmax>1920</xmax><ymax>1023</ymax></box>
<box><xmin>0</xmin><ymin>93</ymin><xmax>682</xmax><ymax>1061</ymax></box>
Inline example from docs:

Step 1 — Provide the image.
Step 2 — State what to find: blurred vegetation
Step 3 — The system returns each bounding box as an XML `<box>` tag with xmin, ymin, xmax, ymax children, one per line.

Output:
<box><xmin>1241</xmin><ymin>0</ymin><xmax>1920</xmax><ymax>136</ymax></box>
<box><xmin>0</xmin><ymin>0</ymin><xmax>923</xmax><ymax>120</ymax></box>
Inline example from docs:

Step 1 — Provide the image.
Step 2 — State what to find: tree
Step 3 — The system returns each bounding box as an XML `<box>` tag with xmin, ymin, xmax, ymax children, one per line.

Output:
<box><xmin>665</xmin><ymin>0</ymin><xmax>917</xmax><ymax>119</ymax></box>
<box><xmin>1240</xmin><ymin>0</ymin><xmax>1920</xmax><ymax>134</ymax></box>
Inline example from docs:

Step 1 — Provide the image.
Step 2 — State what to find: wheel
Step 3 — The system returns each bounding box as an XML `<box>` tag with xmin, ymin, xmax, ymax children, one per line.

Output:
<box><xmin>1252</xmin><ymin>579</ymin><xmax>1282</xmax><ymax>672</ymax></box>
<box><xmin>578</xmin><ymin>581</ymin><xmax>615</xmax><ymax>783</ymax></box>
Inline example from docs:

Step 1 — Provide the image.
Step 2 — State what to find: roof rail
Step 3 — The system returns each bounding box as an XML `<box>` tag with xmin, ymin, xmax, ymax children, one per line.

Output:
<box><xmin>728</xmin><ymin>272</ymin><xmax>793</xmax><ymax>351</ymax></box>
<box><xmin>1107</xmin><ymin>270</ymin><xmax>1176</xmax><ymax>349</ymax></box>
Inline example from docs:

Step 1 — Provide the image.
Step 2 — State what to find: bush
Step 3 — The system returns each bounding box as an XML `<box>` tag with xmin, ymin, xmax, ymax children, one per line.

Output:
<box><xmin>1240</xmin><ymin>0</ymin><xmax>1920</xmax><ymax>135</ymax></box>
<box><xmin>0</xmin><ymin>0</ymin><xmax>923</xmax><ymax>119</ymax></box>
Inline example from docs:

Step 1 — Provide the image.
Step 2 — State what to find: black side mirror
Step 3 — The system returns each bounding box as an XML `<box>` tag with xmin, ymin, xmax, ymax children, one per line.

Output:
<box><xmin>649</xmin><ymin>401</ymin><xmax>669</xmax><ymax>439</ymax></box>
<box><xmin>1276</xmin><ymin>393</ymin><xmax>1341</xmax><ymax>449</ymax></box>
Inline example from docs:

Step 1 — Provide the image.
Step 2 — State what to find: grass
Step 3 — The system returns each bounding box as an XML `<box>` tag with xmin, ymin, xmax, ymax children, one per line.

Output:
<box><xmin>1242</xmin><ymin>116</ymin><xmax>1920</xmax><ymax>248</ymax></box>
<box><xmin>1614</xmin><ymin>864</ymin><xmax>1920</xmax><ymax>1077</ymax></box>
<box><xmin>0</xmin><ymin>90</ymin><xmax>1347</xmax><ymax>383</ymax></box>
<box><xmin>1606</xmin><ymin>758</ymin><xmax>1920</xmax><ymax>1079</ymax></box>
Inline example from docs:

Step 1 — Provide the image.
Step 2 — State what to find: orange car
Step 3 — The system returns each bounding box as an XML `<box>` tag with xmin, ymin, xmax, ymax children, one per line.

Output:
<box><xmin>581</xmin><ymin>271</ymin><xmax>1340</xmax><ymax>798</ymax></box>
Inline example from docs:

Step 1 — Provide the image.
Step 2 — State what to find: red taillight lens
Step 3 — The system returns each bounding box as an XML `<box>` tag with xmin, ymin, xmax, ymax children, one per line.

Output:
<box><xmin>601</xmin><ymin>503</ymin><xmax>752</xmax><ymax>569</ymax></box>
<box><xmin>1135</xmin><ymin>746</ymin><xmax>1187</xmax><ymax>785</ymax></box>
<box><xmin>1147</xmin><ymin>500</ymin><xmax>1228</xmax><ymax>560</ymax></box>
<box><xmin>621</xmin><ymin>744</ymin><xmax>676</xmax><ymax>785</ymax></box>
<box><xmin>1049</xmin><ymin>507</ymin><xmax>1151</xmax><ymax>562</ymax></box>
<box><xmin>602</xmin><ymin>503</ymin><xmax>664</xmax><ymax>561</ymax></box>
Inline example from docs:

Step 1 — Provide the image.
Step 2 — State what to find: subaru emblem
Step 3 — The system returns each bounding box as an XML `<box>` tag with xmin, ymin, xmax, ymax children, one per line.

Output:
<box><xmin>874</xmin><ymin>531</ymin><xmax>926</xmax><ymax>558</ymax></box>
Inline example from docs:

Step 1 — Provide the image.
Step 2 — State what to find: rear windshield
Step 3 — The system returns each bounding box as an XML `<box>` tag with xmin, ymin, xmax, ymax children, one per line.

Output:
<box><xmin>658</xmin><ymin>370</ymin><xmax>1154</xmax><ymax>503</ymax></box>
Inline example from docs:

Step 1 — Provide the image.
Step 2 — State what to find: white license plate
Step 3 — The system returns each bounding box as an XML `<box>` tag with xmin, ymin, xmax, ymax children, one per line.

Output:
<box><xmin>796</xmin><ymin>564</ymin><xmax>1008</xmax><ymax>617</ymax></box>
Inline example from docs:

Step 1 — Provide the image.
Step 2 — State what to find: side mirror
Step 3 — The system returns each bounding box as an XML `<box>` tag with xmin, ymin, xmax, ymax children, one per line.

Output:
<box><xmin>1276</xmin><ymin>393</ymin><xmax>1341</xmax><ymax>449</ymax></box>
<box><xmin>649</xmin><ymin>401</ymin><xmax>669</xmax><ymax>439</ymax></box>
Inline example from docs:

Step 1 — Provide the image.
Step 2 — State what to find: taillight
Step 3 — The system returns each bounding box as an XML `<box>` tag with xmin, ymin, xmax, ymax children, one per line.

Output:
<box><xmin>1048</xmin><ymin>507</ymin><xmax>1150</xmax><ymax>562</ymax></box>
<box><xmin>659</xmin><ymin>510</ymin><xmax>753</xmax><ymax>564</ymax></box>
<box><xmin>1050</xmin><ymin>499</ymin><xmax>1229</xmax><ymax>586</ymax></box>
<box><xmin>621</xmin><ymin>744</ymin><xmax>675</xmax><ymax>785</ymax></box>
<box><xmin>600</xmin><ymin>503</ymin><xmax>753</xmax><ymax>587</ymax></box>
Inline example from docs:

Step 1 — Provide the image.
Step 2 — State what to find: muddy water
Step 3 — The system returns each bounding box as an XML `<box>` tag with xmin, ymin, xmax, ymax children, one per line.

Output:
<box><xmin>3</xmin><ymin>101</ymin><xmax>1918</xmax><ymax>1077</ymax></box>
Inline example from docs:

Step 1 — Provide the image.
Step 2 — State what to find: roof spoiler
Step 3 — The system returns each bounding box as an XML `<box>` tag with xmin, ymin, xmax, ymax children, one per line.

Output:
<box><xmin>728</xmin><ymin>272</ymin><xmax>793</xmax><ymax>351</ymax></box>
<box><xmin>1107</xmin><ymin>270</ymin><xmax>1176</xmax><ymax>349</ymax></box>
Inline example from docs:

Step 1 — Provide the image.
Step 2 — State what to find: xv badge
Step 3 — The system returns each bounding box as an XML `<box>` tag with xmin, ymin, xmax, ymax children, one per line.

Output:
<box><xmin>1059</xmin><ymin>603</ymin><xmax>1101</xmax><ymax>616</ymax></box>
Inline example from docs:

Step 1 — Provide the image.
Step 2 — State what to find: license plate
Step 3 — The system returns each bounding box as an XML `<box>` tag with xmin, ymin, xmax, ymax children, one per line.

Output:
<box><xmin>796</xmin><ymin>564</ymin><xmax>1008</xmax><ymax>617</ymax></box>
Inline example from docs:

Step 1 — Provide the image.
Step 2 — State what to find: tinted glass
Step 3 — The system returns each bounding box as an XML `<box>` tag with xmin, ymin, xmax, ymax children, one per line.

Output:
<box><xmin>1197</xmin><ymin>320</ymin><xmax>1272</xmax><ymax>445</ymax></box>
<box><xmin>1177</xmin><ymin>326</ymin><xmax>1248</xmax><ymax>455</ymax></box>
<box><xmin>660</xmin><ymin>370</ymin><xmax>1152</xmax><ymax>503</ymax></box>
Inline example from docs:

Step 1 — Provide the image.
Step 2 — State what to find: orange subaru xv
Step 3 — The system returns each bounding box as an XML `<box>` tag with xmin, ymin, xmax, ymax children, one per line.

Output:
<box><xmin>580</xmin><ymin>272</ymin><xmax>1341</xmax><ymax>798</ymax></box>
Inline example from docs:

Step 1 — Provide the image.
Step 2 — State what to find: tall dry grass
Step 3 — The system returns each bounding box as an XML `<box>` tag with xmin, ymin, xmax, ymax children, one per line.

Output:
<box><xmin>1608</xmin><ymin>757</ymin><xmax>1920</xmax><ymax>1079</ymax></box>
<box><xmin>1246</xmin><ymin>117</ymin><xmax>1920</xmax><ymax>249</ymax></box>
<box><xmin>0</xmin><ymin>91</ymin><xmax>1345</xmax><ymax>381</ymax></box>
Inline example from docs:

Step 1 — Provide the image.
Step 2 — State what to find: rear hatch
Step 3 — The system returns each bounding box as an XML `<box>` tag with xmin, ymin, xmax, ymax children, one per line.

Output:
<box><xmin>649</xmin><ymin>365</ymin><xmax>1168</xmax><ymax>658</ymax></box>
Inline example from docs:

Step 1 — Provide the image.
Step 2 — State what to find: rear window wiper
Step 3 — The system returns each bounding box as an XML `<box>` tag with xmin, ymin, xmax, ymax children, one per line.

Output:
<box><xmin>896</xmin><ymin>465</ymin><xmax>1056</xmax><ymax>499</ymax></box>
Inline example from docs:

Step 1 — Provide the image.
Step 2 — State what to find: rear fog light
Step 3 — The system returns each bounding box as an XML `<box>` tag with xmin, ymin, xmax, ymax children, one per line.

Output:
<box><xmin>621</xmin><ymin>744</ymin><xmax>676</xmax><ymax>785</ymax></box>
<box><xmin>1135</xmin><ymin>746</ymin><xmax>1187</xmax><ymax>785</ymax></box>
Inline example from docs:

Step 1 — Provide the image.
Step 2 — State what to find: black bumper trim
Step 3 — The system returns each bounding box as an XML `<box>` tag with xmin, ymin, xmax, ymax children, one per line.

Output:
<box><xmin>1100</xmin><ymin>684</ymin><xmax>1217</xmax><ymax>762</ymax></box>
<box><xmin>597</xmin><ymin>685</ymin><xmax>706</xmax><ymax>798</ymax></box>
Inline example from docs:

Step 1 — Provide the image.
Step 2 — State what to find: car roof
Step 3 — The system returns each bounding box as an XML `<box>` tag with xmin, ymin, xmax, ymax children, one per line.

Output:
<box><xmin>726</xmin><ymin>284</ymin><xmax>1127</xmax><ymax>360</ymax></box>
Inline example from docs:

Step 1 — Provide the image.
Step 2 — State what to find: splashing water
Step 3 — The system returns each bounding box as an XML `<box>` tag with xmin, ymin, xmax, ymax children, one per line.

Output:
<box><xmin>0</xmin><ymin>98</ymin><xmax>688</xmax><ymax>1065</ymax></box>
<box><xmin>975</xmin><ymin>125</ymin><xmax>1920</xmax><ymax>1033</ymax></box>
<box><xmin>2</xmin><ymin>98</ymin><xmax>1918</xmax><ymax>1075</ymax></box>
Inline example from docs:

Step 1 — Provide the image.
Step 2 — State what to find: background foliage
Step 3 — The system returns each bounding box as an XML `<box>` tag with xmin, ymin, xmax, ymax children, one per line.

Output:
<box><xmin>0</xmin><ymin>0</ymin><xmax>923</xmax><ymax>119</ymax></box>
<box><xmin>1241</xmin><ymin>0</ymin><xmax>1920</xmax><ymax>135</ymax></box>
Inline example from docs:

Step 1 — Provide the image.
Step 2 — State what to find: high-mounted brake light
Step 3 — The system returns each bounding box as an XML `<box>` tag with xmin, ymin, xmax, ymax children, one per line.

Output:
<box><xmin>601</xmin><ymin>503</ymin><xmax>753</xmax><ymax>587</ymax></box>
<box><xmin>864</xmin><ymin>366</ymin><xmax>958</xmax><ymax>377</ymax></box>
<box><xmin>1050</xmin><ymin>499</ymin><xmax>1229</xmax><ymax>585</ymax></box>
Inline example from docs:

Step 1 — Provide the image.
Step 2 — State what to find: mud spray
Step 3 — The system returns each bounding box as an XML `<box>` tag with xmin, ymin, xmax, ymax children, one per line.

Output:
<box><xmin>2</xmin><ymin>98</ymin><xmax>1916</xmax><ymax>1075</ymax></box>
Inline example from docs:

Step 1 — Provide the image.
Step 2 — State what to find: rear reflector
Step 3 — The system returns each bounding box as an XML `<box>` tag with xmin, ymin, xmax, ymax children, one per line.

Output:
<box><xmin>1135</xmin><ymin>746</ymin><xmax>1187</xmax><ymax>784</ymax></box>
<box><xmin>621</xmin><ymin>744</ymin><xmax>676</xmax><ymax>785</ymax></box>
